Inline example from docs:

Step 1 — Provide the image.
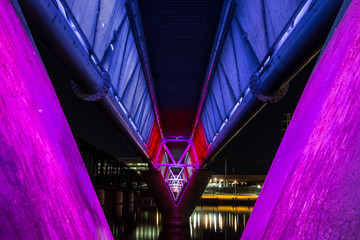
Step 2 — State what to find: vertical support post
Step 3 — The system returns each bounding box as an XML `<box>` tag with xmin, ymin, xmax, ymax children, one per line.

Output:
<box><xmin>95</xmin><ymin>188</ymin><xmax>106</xmax><ymax>209</ymax></box>
<box><xmin>225</xmin><ymin>158</ymin><xmax>228</xmax><ymax>187</ymax></box>
<box><xmin>142</xmin><ymin>169</ymin><xmax>212</xmax><ymax>226</ymax></box>
<box><xmin>114</xmin><ymin>191</ymin><xmax>123</xmax><ymax>218</ymax></box>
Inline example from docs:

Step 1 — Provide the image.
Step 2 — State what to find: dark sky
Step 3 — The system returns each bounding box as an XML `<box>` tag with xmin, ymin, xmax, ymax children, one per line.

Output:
<box><xmin>41</xmin><ymin>40</ymin><xmax>317</xmax><ymax>175</ymax></box>
<box><xmin>209</xmin><ymin>58</ymin><xmax>317</xmax><ymax>175</ymax></box>
<box><xmin>40</xmin><ymin>47</ymin><xmax>140</xmax><ymax>158</ymax></box>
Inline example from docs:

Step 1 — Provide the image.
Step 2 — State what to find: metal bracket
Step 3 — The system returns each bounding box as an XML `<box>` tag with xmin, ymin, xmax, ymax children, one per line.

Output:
<box><xmin>71</xmin><ymin>71</ymin><xmax>111</xmax><ymax>102</ymax></box>
<box><xmin>250</xmin><ymin>72</ymin><xmax>289</xmax><ymax>103</ymax></box>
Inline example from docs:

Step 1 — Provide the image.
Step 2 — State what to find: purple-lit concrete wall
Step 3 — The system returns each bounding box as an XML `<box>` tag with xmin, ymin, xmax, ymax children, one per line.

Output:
<box><xmin>0</xmin><ymin>1</ymin><xmax>112</xmax><ymax>239</ymax></box>
<box><xmin>242</xmin><ymin>1</ymin><xmax>360</xmax><ymax>239</ymax></box>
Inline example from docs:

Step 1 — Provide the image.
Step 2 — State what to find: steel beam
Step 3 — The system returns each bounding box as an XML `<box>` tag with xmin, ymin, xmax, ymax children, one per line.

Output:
<box><xmin>18</xmin><ymin>0</ymin><xmax>152</xmax><ymax>159</ymax></box>
<box><xmin>202</xmin><ymin>0</ymin><xmax>343</xmax><ymax>162</ymax></box>
<box><xmin>126</xmin><ymin>0</ymin><xmax>164</xmax><ymax>140</ymax></box>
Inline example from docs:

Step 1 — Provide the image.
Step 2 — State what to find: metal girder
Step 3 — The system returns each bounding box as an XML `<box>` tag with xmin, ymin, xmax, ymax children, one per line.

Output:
<box><xmin>18</xmin><ymin>0</ymin><xmax>162</xmax><ymax>160</ymax></box>
<box><xmin>196</xmin><ymin>0</ymin><xmax>343</xmax><ymax>163</ymax></box>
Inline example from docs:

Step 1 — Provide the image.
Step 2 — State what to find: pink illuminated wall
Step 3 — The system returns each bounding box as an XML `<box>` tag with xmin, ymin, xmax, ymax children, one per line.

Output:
<box><xmin>242</xmin><ymin>0</ymin><xmax>360</xmax><ymax>239</ymax></box>
<box><xmin>0</xmin><ymin>1</ymin><xmax>112</xmax><ymax>239</ymax></box>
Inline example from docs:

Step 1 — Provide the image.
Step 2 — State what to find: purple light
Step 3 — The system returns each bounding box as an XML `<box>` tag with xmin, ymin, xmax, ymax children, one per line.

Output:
<box><xmin>0</xmin><ymin>1</ymin><xmax>112</xmax><ymax>239</ymax></box>
<box><xmin>154</xmin><ymin>139</ymin><xmax>200</xmax><ymax>204</ymax></box>
<box><xmin>242</xmin><ymin>1</ymin><xmax>360</xmax><ymax>239</ymax></box>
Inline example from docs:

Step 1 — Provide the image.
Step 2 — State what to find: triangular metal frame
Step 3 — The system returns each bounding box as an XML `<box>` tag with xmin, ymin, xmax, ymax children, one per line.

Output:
<box><xmin>152</xmin><ymin>138</ymin><xmax>199</xmax><ymax>205</ymax></box>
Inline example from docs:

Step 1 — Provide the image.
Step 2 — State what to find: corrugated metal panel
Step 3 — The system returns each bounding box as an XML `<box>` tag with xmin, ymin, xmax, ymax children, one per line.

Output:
<box><xmin>63</xmin><ymin>0</ymin><xmax>159</xmax><ymax>145</ymax></box>
<box><xmin>199</xmin><ymin>0</ymin><xmax>302</xmax><ymax>146</ymax></box>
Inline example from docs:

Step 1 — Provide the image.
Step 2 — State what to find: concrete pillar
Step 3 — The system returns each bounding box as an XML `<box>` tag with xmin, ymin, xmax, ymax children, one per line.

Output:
<box><xmin>114</xmin><ymin>191</ymin><xmax>123</xmax><ymax>218</ymax></box>
<box><xmin>95</xmin><ymin>188</ymin><xmax>106</xmax><ymax>209</ymax></box>
<box><xmin>0</xmin><ymin>1</ymin><xmax>112</xmax><ymax>239</ymax></box>
<box><xmin>142</xmin><ymin>169</ymin><xmax>212</xmax><ymax>226</ymax></box>
<box><xmin>127</xmin><ymin>192</ymin><xmax>135</xmax><ymax>213</ymax></box>
<box><xmin>242</xmin><ymin>1</ymin><xmax>360</xmax><ymax>239</ymax></box>
<box><xmin>127</xmin><ymin>192</ymin><xmax>134</xmax><ymax>203</ymax></box>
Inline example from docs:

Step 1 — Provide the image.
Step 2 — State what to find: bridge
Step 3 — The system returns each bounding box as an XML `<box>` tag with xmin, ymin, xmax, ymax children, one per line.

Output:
<box><xmin>0</xmin><ymin>0</ymin><xmax>359</xmax><ymax>239</ymax></box>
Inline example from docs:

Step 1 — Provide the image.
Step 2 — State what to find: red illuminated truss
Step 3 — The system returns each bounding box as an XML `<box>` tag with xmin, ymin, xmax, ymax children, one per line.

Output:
<box><xmin>150</xmin><ymin>138</ymin><xmax>201</xmax><ymax>204</ymax></box>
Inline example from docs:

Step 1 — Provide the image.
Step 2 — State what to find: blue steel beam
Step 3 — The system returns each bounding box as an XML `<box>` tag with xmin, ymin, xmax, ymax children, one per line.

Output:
<box><xmin>126</xmin><ymin>0</ymin><xmax>164</xmax><ymax>140</ymax></box>
<box><xmin>190</xmin><ymin>0</ymin><xmax>236</xmax><ymax>141</ymax></box>
<box><xmin>18</xmin><ymin>0</ymin><xmax>161</xmax><ymax>160</ymax></box>
<box><xmin>196</xmin><ymin>0</ymin><xmax>343</xmax><ymax>163</ymax></box>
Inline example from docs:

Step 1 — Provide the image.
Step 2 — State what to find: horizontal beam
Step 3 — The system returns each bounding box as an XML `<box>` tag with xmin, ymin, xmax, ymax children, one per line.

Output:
<box><xmin>157</xmin><ymin>164</ymin><xmax>197</xmax><ymax>167</ymax></box>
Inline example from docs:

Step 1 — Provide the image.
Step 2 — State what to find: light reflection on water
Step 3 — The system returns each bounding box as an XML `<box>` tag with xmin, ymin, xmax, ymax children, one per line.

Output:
<box><xmin>107</xmin><ymin>205</ymin><xmax>253</xmax><ymax>239</ymax></box>
<box><xmin>189</xmin><ymin>206</ymin><xmax>253</xmax><ymax>240</ymax></box>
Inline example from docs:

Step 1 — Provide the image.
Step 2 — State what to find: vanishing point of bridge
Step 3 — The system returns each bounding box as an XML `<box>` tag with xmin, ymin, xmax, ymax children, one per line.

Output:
<box><xmin>1</xmin><ymin>0</ymin><xmax>360</xmax><ymax>239</ymax></box>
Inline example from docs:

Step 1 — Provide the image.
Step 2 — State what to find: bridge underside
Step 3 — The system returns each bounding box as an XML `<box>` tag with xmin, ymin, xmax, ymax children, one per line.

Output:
<box><xmin>1</xmin><ymin>0</ymin><xmax>360</xmax><ymax>239</ymax></box>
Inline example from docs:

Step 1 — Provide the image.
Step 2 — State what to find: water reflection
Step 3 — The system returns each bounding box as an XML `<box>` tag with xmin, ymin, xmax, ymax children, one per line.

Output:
<box><xmin>107</xmin><ymin>205</ymin><xmax>252</xmax><ymax>239</ymax></box>
<box><xmin>189</xmin><ymin>206</ymin><xmax>253</xmax><ymax>240</ymax></box>
<box><xmin>159</xmin><ymin>226</ymin><xmax>191</xmax><ymax>240</ymax></box>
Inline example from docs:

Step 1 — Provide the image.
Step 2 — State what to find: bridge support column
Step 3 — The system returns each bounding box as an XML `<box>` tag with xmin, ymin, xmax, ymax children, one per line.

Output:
<box><xmin>114</xmin><ymin>191</ymin><xmax>124</xmax><ymax>218</ymax></box>
<box><xmin>95</xmin><ymin>188</ymin><xmax>106</xmax><ymax>209</ymax></box>
<box><xmin>0</xmin><ymin>1</ymin><xmax>112</xmax><ymax>239</ymax></box>
<box><xmin>142</xmin><ymin>169</ymin><xmax>212</xmax><ymax>226</ymax></box>
<box><xmin>242</xmin><ymin>1</ymin><xmax>360</xmax><ymax>239</ymax></box>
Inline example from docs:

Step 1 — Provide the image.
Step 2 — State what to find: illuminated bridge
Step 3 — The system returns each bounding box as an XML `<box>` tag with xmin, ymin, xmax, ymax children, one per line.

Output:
<box><xmin>1</xmin><ymin>0</ymin><xmax>360</xmax><ymax>239</ymax></box>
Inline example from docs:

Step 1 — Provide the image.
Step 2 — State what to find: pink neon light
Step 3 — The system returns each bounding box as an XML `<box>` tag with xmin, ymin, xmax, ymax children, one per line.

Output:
<box><xmin>0</xmin><ymin>1</ymin><xmax>112</xmax><ymax>238</ymax></box>
<box><xmin>157</xmin><ymin>164</ymin><xmax>196</xmax><ymax>167</ymax></box>
<box><xmin>162</xmin><ymin>142</ymin><xmax>176</xmax><ymax>164</ymax></box>
<box><xmin>153</xmin><ymin>142</ymin><xmax>164</xmax><ymax>164</ymax></box>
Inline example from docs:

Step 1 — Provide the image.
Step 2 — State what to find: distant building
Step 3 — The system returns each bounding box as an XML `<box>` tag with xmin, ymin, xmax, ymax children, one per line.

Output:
<box><xmin>209</xmin><ymin>175</ymin><xmax>266</xmax><ymax>187</ymax></box>
<box><xmin>118</xmin><ymin>157</ymin><xmax>149</xmax><ymax>175</ymax></box>
<box><xmin>281</xmin><ymin>113</ymin><xmax>293</xmax><ymax>140</ymax></box>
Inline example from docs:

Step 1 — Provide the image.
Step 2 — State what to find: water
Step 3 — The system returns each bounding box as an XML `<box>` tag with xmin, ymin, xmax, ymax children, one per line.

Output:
<box><xmin>107</xmin><ymin>205</ymin><xmax>253</xmax><ymax>239</ymax></box>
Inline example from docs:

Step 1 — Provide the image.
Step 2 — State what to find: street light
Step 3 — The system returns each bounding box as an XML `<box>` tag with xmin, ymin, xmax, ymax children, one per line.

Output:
<box><xmin>234</xmin><ymin>181</ymin><xmax>237</xmax><ymax>195</ymax></box>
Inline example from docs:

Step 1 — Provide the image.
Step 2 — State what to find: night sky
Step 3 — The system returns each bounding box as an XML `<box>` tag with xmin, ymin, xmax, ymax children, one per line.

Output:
<box><xmin>209</xmin><ymin>57</ymin><xmax>316</xmax><ymax>175</ymax></box>
<box><xmin>40</xmin><ymin>40</ymin><xmax>317</xmax><ymax>176</ymax></box>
